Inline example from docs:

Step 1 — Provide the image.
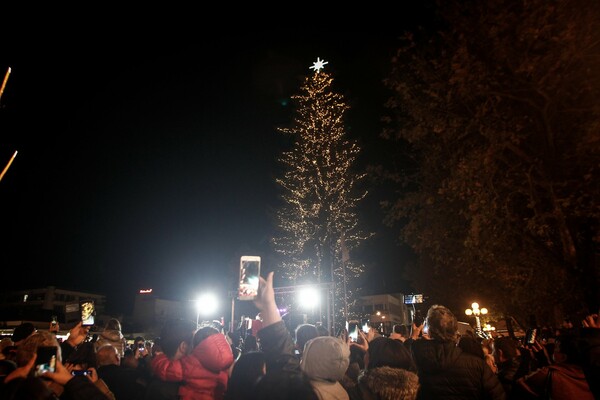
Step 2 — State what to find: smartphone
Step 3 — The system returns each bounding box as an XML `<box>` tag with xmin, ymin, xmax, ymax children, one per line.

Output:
<box><xmin>72</xmin><ymin>369</ymin><xmax>91</xmax><ymax>376</ymax></box>
<box><xmin>238</xmin><ymin>256</ymin><xmax>261</xmax><ymax>301</ymax></box>
<box><xmin>51</xmin><ymin>315</ymin><xmax>58</xmax><ymax>326</ymax></box>
<box><xmin>404</xmin><ymin>294</ymin><xmax>424</xmax><ymax>304</ymax></box>
<box><xmin>80</xmin><ymin>300</ymin><xmax>95</xmax><ymax>326</ymax></box>
<box><xmin>348</xmin><ymin>320</ymin><xmax>359</xmax><ymax>342</ymax></box>
<box><xmin>525</xmin><ymin>328</ymin><xmax>538</xmax><ymax>344</ymax></box>
<box><xmin>34</xmin><ymin>346</ymin><xmax>57</xmax><ymax>377</ymax></box>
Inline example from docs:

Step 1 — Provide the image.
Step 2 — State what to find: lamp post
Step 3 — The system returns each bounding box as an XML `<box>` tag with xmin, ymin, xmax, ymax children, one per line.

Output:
<box><xmin>465</xmin><ymin>302</ymin><xmax>488</xmax><ymax>336</ymax></box>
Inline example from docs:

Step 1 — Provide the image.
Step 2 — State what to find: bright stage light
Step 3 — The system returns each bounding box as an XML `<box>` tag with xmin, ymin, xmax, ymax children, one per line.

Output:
<box><xmin>196</xmin><ymin>293</ymin><xmax>218</xmax><ymax>317</ymax></box>
<box><xmin>297</xmin><ymin>287</ymin><xmax>320</xmax><ymax>309</ymax></box>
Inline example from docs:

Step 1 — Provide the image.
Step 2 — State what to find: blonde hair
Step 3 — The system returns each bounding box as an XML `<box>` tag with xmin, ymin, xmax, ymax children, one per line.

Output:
<box><xmin>16</xmin><ymin>331</ymin><xmax>61</xmax><ymax>367</ymax></box>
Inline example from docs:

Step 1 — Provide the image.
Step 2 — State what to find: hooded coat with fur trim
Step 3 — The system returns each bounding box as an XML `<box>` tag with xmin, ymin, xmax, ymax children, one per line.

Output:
<box><xmin>301</xmin><ymin>336</ymin><xmax>351</xmax><ymax>400</ymax></box>
<box><xmin>347</xmin><ymin>366</ymin><xmax>419</xmax><ymax>400</ymax></box>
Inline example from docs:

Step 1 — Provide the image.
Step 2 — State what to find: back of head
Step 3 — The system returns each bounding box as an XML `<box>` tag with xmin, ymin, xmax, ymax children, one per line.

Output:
<box><xmin>105</xmin><ymin>318</ymin><xmax>122</xmax><ymax>331</ymax></box>
<box><xmin>96</xmin><ymin>344</ymin><xmax>119</xmax><ymax>367</ymax></box>
<box><xmin>393</xmin><ymin>324</ymin><xmax>409</xmax><ymax>337</ymax></box>
<box><xmin>159</xmin><ymin>318</ymin><xmax>196</xmax><ymax>359</ymax></box>
<box><xmin>243</xmin><ymin>335</ymin><xmax>259</xmax><ymax>353</ymax></box>
<box><xmin>2</xmin><ymin>375</ymin><xmax>56</xmax><ymax>400</ymax></box>
<box><xmin>193</xmin><ymin>326</ymin><xmax>219</xmax><ymax>348</ymax></box>
<box><xmin>458</xmin><ymin>336</ymin><xmax>484</xmax><ymax>359</ymax></box>
<box><xmin>315</xmin><ymin>324</ymin><xmax>329</xmax><ymax>337</ymax></box>
<box><xmin>301</xmin><ymin>336</ymin><xmax>350</xmax><ymax>382</ymax></box>
<box><xmin>555</xmin><ymin>333</ymin><xmax>584</xmax><ymax>365</ymax></box>
<box><xmin>15</xmin><ymin>331</ymin><xmax>60</xmax><ymax>367</ymax></box>
<box><xmin>64</xmin><ymin>341</ymin><xmax>97</xmax><ymax>369</ymax></box>
<box><xmin>426</xmin><ymin>305</ymin><xmax>458</xmax><ymax>342</ymax></box>
<box><xmin>253</xmin><ymin>370</ymin><xmax>318</xmax><ymax>400</ymax></box>
<box><xmin>12</xmin><ymin>323</ymin><xmax>36</xmax><ymax>345</ymax></box>
<box><xmin>226</xmin><ymin>351</ymin><xmax>266</xmax><ymax>400</ymax></box>
<box><xmin>367</xmin><ymin>336</ymin><xmax>416</xmax><ymax>372</ymax></box>
<box><xmin>494</xmin><ymin>336</ymin><xmax>519</xmax><ymax>360</ymax></box>
<box><xmin>295</xmin><ymin>324</ymin><xmax>319</xmax><ymax>353</ymax></box>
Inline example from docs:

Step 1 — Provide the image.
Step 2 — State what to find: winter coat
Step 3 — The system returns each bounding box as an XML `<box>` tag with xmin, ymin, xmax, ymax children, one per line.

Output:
<box><xmin>515</xmin><ymin>363</ymin><xmax>594</xmax><ymax>400</ymax></box>
<box><xmin>95</xmin><ymin>329</ymin><xmax>128</xmax><ymax>358</ymax></box>
<box><xmin>301</xmin><ymin>336</ymin><xmax>350</xmax><ymax>400</ymax></box>
<box><xmin>256</xmin><ymin>320</ymin><xmax>301</xmax><ymax>374</ymax></box>
<box><xmin>151</xmin><ymin>333</ymin><xmax>234</xmax><ymax>400</ymax></box>
<box><xmin>346</xmin><ymin>366</ymin><xmax>419</xmax><ymax>400</ymax></box>
<box><xmin>411</xmin><ymin>339</ymin><xmax>505</xmax><ymax>400</ymax></box>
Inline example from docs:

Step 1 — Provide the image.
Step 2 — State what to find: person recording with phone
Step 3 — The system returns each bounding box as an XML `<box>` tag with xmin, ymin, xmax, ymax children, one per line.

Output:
<box><xmin>2</xmin><ymin>330</ymin><xmax>114</xmax><ymax>399</ymax></box>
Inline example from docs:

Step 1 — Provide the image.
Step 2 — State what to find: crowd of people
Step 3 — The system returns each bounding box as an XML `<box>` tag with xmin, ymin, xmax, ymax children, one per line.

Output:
<box><xmin>0</xmin><ymin>274</ymin><xmax>598</xmax><ymax>400</ymax></box>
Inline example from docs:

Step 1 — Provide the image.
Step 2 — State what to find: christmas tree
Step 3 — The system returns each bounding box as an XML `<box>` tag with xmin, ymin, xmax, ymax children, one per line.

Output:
<box><xmin>272</xmin><ymin>58</ymin><xmax>370</xmax><ymax>328</ymax></box>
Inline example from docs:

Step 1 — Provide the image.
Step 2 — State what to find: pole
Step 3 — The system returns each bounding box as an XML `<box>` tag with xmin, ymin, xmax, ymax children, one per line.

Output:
<box><xmin>230</xmin><ymin>296</ymin><xmax>235</xmax><ymax>333</ymax></box>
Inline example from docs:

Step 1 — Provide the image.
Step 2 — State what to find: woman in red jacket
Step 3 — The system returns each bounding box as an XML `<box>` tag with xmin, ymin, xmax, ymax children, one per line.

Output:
<box><xmin>151</xmin><ymin>326</ymin><xmax>234</xmax><ymax>400</ymax></box>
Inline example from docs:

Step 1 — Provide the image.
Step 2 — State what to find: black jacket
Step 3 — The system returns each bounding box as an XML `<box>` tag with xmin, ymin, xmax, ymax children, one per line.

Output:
<box><xmin>411</xmin><ymin>339</ymin><xmax>505</xmax><ymax>400</ymax></box>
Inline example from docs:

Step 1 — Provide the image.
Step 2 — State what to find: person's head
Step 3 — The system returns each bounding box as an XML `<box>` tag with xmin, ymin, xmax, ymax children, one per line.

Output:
<box><xmin>493</xmin><ymin>336</ymin><xmax>520</xmax><ymax>363</ymax></box>
<box><xmin>158</xmin><ymin>318</ymin><xmax>196</xmax><ymax>359</ymax></box>
<box><xmin>458</xmin><ymin>336</ymin><xmax>484</xmax><ymax>359</ymax></box>
<box><xmin>15</xmin><ymin>331</ymin><xmax>61</xmax><ymax>367</ymax></box>
<box><xmin>243</xmin><ymin>334</ymin><xmax>259</xmax><ymax>353</ymax></box>
<box><xmin>365</xmin><ymin>336</ymin><xmax>416</xmax><ymax>372</ymax></box>
<box><xmin>481</xmin><ymin>338</ymin><xmax>494</xmax><ymax>355</ymax></box>
<box><xmin>301</xmin><ymin>336</ymin><xmax>350</xmax><ymax>382</ymax></box>
<box><xmin>0</xmin><ymin>337</ymin><xmax>14</xmax><ymax>358</ymax></box>
<box><xmin>96</xmin><ymin>344</ymin><xmax>120</xmax><ymax>367</ymax></box>
<box><xmin>105</xmin><ymin>318</ymin><xmax>122</xmax><ymax>332</ymax></box>
<box><xmin>315</xmin><ymin>324</ymin><xmax>329</xmax><ymax>337</ymax></box>
<box><xmin>553</xmin><ymin>333</ymin><xmax>584</xmax><ymax>365</ymax></box>
<box><xmin>253</xmin><ymin>370</ymin><xmax>318</xmax><ymax>400</ymax></box>
<box><xmin>393</xmin><ymin>324</ymin><xmax>409</xmax><ymax>338</ymax></box>
<box><xmin>133</xmin><ymin>335</ymin><xmax>146</xmax><ymax>351</ymax></box>
<box><xmin>425</xmin><ymin>305</ymin><xmax>458</xmax><ymax>342</ymax></box>
<box><xmin>121</xmin><ymin>349</ymin><xmax>138</xmax><ymax>369</ymax></box>
<box><xmin>226</xmin><ymin>351</ymin><xmax>266</xmax><ymax>400</ymax></box>
<box><xmin>295</xmin><ymin>324</ymin><xmax>319</xmax><ymax>354</ymax></box>
<box><xmin>64</xmin><ymin>341</ymin><xmax>97</xmax><ymax>369</ymax></box>
<box><xmin>12</xmin><ymin>323</ymin><xmax>36</xmax><ymax>346</ymax></box>
<box><xmin>193</xmin><ymin>326</ymin><xmax>219</xmax><ymax>348</ymax></box>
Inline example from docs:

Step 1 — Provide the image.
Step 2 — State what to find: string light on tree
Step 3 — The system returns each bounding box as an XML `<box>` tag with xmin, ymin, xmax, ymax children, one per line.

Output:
<box><xmin>272</xmin><ymin>58</ymin><xmax>371</xmax><ymax>332</ymax></box>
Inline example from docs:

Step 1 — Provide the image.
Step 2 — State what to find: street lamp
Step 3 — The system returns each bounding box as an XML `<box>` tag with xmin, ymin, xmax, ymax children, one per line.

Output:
<box><xmin>195</xmin><ymin>293</ymin><xmax>218</xmax><ymax>329</ymax></box>
<box><xmin>465</xmin><ymin>302</ymin><xmax>488</xmax><ymax>336</ymax></box>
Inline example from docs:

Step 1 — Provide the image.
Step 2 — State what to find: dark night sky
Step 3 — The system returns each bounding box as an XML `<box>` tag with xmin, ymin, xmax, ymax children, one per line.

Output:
<box><xmin>0</xmin><ymin>24</ymin><xmax>437</xmax><ymax>314</ymax></box>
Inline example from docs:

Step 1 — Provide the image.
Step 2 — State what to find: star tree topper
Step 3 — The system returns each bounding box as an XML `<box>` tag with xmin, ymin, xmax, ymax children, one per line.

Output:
<box><xmin>310</xmin><ymin>57</ymin><xmax>328</xmax><ymax>73</ymax></box>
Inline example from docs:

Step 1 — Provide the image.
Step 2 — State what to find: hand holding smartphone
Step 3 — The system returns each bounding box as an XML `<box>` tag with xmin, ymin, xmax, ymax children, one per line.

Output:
<box><xmin>35</xmin><ymin>346</ymin><xmax>57</xmax><ymax>377</ymax></box>
<box><xmin>238</xmin><ymin>256</ymin><xmax>261</xmax><ymax>301</ymax></box>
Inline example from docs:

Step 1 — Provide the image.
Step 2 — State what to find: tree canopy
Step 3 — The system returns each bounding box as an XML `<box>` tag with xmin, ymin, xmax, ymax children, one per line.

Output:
<box><xmin>376</xmin><ymin>0</ymin><xmax>600</xmax><ymax>325</ymax></box>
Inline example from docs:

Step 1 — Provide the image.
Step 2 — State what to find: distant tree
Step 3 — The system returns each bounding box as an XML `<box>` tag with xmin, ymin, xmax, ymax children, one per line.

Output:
<box><xmin>272</xmin><ymin>60</ymin><xmax>371</xmax><ymax>326</ymax></box>
<box><xmin>375</xmin><ymin>0</ymin><xmax>600</xmax><ymax>324</ymax></box>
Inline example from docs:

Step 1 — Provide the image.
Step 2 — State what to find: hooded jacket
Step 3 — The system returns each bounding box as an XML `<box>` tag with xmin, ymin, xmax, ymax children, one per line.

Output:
<box><xmin>301</xmin><ymin>336</ymin><xmax>351</xmax><ymax>400</ymax></box>
<box><xmin>152</xmin><ymin>332</ymin><xmax>234</xmax><ymax>400</ymax></box>
<box><xmin>348</xmin><ymin>366</ymin><xmax>419</xmax><ymax>400</ymax></box>
<box><xmin>411</xmin><ymin>339</ymin><xmax>505</xmax><ymax>400</ymax></box>
<box><xmin>95</xmin><ymin>329</ymin><xmax>127</xmax><ymax>358</ymax></box>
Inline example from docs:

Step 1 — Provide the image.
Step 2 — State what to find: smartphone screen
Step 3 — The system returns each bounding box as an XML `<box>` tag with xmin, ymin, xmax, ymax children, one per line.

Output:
<box><xmin>35</xmin><ymin>346</ymin><xmax>57</xmax><ymax>377</ymax></box>
<box><xmin>525</xmin><ymin>328</ymin><xmax>538</xmax><ymax>344</ymax></box>
<box><xmin>238</xmin><ymin>256</ymin><xmax>260</xmax><ymax>301</ymax></box>
<box><xmin>348</xmin><ymin>321</ymin><xmax>359</xmax><ymax>342</ymax></box>
<box><xmin>80</xmin><ymin>300</ymin><xmax>95</xmax><ymax>326</ymax></box>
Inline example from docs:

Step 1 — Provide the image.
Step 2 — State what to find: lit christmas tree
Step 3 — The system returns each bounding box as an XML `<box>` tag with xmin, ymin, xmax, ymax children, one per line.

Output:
<box><xmin>272</xmin><ymin>58</ymin><xmax>370</xmax><ymax>328</ymax></box>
